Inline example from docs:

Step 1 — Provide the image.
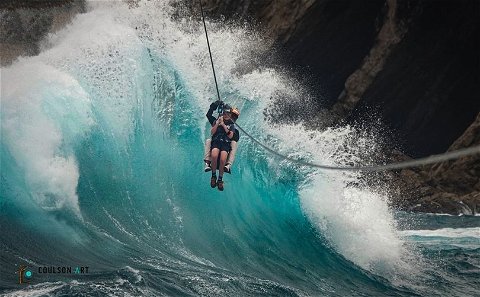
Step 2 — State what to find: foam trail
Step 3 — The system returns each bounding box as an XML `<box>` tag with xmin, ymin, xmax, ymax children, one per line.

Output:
<box><xmin>401</xmin><ymin>227</ymin><xmax>480</xmax><ymax>238</ymax></box>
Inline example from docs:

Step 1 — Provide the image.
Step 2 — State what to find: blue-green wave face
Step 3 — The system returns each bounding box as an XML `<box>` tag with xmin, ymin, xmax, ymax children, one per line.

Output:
<box><xmin>1</xmin><ymin>1</ymin><xmax>479</xmax><ymax>296</ymax></box>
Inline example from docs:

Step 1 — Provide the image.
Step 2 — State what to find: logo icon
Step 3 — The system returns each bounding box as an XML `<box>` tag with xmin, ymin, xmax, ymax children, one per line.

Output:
<box><xmin>17</xmin><ymin>265</ymin><xmax>33</xmax><ymax>284</ymax></box>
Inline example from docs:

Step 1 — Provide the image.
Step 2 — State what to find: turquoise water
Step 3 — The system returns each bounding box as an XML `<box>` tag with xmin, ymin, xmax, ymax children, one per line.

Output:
<box><xmin>1</xmin><ymin>2</ymin><xmax>479</xmax><ymax>296</ymax></box>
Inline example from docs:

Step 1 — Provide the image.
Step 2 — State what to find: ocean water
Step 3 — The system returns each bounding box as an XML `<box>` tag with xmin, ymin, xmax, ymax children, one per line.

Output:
<box><xmin>1</xmin><ymin>1</ymin><xmax>479</xmax><ymax>296</ymax></box>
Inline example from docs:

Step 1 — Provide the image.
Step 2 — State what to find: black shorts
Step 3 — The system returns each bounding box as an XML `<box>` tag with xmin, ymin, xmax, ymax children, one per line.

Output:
<box><xmin>211</xmin><ymin>140</ymin><xmax>231</xmax><ymax>152</ymax></box>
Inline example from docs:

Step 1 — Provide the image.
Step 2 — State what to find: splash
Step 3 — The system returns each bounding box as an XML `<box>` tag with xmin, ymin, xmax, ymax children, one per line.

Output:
<box><xmin>0</xmin><ymin>1</ymin><xmax>434</xmax><ymax>295</ymax></box>
<box><xmin>2</xmin><ymin>61</ymin><xmax>93</xmax><ymax>214</ymax></box>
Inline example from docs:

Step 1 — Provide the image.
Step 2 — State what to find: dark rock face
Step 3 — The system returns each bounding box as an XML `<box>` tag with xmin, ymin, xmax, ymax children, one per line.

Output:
<box><xmin>0</xmin><ymin>0</ymin><xmax>85</xmax><ymax>66</ymax></box>
<box><xmin>351</xmin><ymin>0</ymin><xmax>480</xmax><ymax>157</ymax></box>
<box><xmin>282</xmin><ymin>0</ymin><xmax>385</xmax><ymax>104</ymax></box>
<box><xmin>391</xmin><ymin>112</ymin><xmax>480</xmax><ymax>215</ymax></box>
<box><xmin>332</xmin><ymin>0</ymin><xmax>408</xmax><ymax>119</ymax></box>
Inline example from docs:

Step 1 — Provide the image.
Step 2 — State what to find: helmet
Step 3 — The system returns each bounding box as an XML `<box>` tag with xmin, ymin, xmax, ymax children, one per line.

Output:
<box><xmin>230</xmin><ymin>107</ymin><xmax>240</xmax><ymax>119</ymax></box>
<box><xmin>223</xmin><ymin>104</ymin><xmax>231</xmax><ymax>112</ymax></box>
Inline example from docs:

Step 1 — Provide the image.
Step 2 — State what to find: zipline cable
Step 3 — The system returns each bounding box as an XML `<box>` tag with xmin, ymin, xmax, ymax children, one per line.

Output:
<box><xmin>199</xmin><ymin>0</ymin><xmax>222</xmax><ymax>103</ymax></box>
<box><xmin>234</xmin><ymin>125</ymin><xmax>480</xmax><ymax>172</ymax></box>
<box><xmin>198</xmin><ymin>1</ymin><xmax>480</xmax><ymax>172</ymax></box>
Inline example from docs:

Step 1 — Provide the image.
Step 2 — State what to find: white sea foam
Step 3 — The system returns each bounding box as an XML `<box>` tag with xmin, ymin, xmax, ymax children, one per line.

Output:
<box><xmin>83</xmin><ymin>0</ymin><xmax>414</xmax><ymax>277</ymax></box>
<box><xmin>1</xmin><ymin>1</ymin><xmax>154</xmax><ymax>215</ymax></box>
<box><xmin>1</xmin><ymin>0</ymin><xmax>418</xmax><ymax>281</ymax></box>
<box><xmin>1</xmin><ymin>62</ymin><xmax>93</xmax><ymax>215</ymax></box>
<box><xmin>268</xmin><ymin>125</ymin><xmax>416</xmax><ymax>277</ymax></box>
<box><xmin>3</xmin><ymin>282</ymin><xmax>66</xmax><ymax>297</ymax></box>
<box><xmin>401</xmin><ymin>227</ymin><xmax>480</xmax><ymax>250</ymax></box>
<box><xmin>40</xmin><ymin>3</ymin><xmax>151</xmax><ymax>142</ymax></box>
<box><xmin>401</xmin><ymin>227</ymin><xmax>480</xmax><ymax>238</ymax></box>
<box><xmin>130</xmin><ymin>2</ymin><xmax>419</xmax><ymax>278</ymax></box>
<box><xmin>151</xmin><ymin>7</ymin><xmax>420</xmax><ymax>278</ymax></box>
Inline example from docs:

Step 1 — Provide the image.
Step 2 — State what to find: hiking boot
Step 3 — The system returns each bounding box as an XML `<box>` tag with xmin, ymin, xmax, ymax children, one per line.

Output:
<box><xmin>217</xmin><ymin>180</ymin><xmax>224</xmax><ymax>191</ymax></box>
<box><xmin>210</xmin><ymin>176</ymin><xmax>217</xmax><ymax>188</ymax></box>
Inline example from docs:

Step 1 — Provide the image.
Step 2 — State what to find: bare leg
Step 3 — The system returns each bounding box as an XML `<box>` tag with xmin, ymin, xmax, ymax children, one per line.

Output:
<box><xmin>211</xmin><ymin>148</ymin><xmax>220</xmax><ymax>175</ymax></box>
<box><xmin>219</xmin><ymin>151</ymin><xmax>228</xmax><ymax>177</ymax></box>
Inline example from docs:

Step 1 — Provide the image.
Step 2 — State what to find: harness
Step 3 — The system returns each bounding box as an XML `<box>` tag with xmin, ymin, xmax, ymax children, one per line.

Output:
<box><xmin>212</xmin><ymin>122</ymin><xmax>235</xmax><ymax>143</ymax></box>
<box><xmin>211</xmin><ymin>101</ymin><xmax>235</xmax><ymax>143</ymax></box>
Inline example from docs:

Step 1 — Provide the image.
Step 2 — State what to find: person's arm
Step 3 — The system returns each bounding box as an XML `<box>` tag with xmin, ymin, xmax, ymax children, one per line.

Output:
<box><xmin>206</xmin><ymin>101</ymin><xmax>221</xmax><ymax>126</ymax></box>
<box><xmin>233</xmin><ymin>129</ymin><xmax>240</xmax><ymax>142</ymax></box>
<box><xmin>211</xmin><ymin>117</ymin><xmax>222</xmax><ymax>135</ymax></box>
<box><xmin>218</xmin><ymin>122</ymin><xmax>233</xmax><ymax>139</ymax></box>
<box><xmin>206</xmin><ymin>110</ymin><xmax>216</xmax><ymax>126</ymax></box>
<box><xmin>225</xmin><ymin>124</ymin><xmax>234</xmax><ymax>139</ymax></box>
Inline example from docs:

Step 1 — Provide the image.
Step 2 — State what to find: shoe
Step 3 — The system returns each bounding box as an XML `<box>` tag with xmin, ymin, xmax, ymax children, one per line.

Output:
<box><xmin>217</xmin><ymin>180</ymin><xmax>224</xmax><ymax>191</ymax></box>
<box><xmin>204</xmin><ymin>162</ymin><xmax>212</xmax><ymax>172</ymax></box>
<box><xmin>210</xmin><ymin>176</ymin><xmax>217</xmax><ymax>188</ymax></box>
<box><xmin>224</xmin><ymin>163</ymin><xmax>231</xmax><ymax>174</ymax></box>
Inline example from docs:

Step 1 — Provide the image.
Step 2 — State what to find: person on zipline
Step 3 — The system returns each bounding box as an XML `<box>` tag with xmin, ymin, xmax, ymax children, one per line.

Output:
<box><xmin>204</xmin><ymin>100</ymin><xmax>240</xmax><ymax>191</ymax></box>
<box><xmin>204</xmin><ymin>101</ymin><xmax>240</xmax><ymax>173</ymax></box>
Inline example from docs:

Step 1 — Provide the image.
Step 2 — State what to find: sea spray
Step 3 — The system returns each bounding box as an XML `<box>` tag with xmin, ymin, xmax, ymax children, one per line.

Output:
<box><xmin>1</xmin><ymin>1</ymin><xmax>477</xmax><ymax>296</ymax></box>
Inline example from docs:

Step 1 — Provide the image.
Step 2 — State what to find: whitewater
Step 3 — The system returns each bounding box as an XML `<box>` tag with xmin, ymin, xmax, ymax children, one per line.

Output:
<box><xmin>1</xmin><ymin>1</ymin><xmax>479</xmax><ymax>296</ymax></box>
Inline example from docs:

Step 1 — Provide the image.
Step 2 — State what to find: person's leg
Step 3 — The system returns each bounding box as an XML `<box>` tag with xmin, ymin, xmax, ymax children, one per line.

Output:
<box><xmin>224</xmin><ymin>141</ymin><xmax>237</xmax><ymax>173</ymax></box>
<box><xmin>226</xmin><ymin>141</ymin><xmax>237</xmax><ymax>165</ymax></box>
<box><xmin>217</xmin><ymin>150</ymin><xmax>228</xmax><ymax>191</ymax></box>
<box><xmin>204</xmin><ymin>139</ymin><xmax>212</xmax><ymax>172</ymax></box>
<box><xmin>203</xmin><ymin>139</ymin><xmax>212</xmax><ymax>163</ymax></box>
<box><xmin>210</xmin><ymin>148</ymin><xmax>220</xmax><ymax>188</ymax></box>
<box><xmin>219</xmin><ymin>151</ymin><xmax>228</xmax><ymax>177</ymax></box>
<box><xmin>211</xmin><ymin>148</ymin><xmax>219</xmax><ymax>175</ymax></box>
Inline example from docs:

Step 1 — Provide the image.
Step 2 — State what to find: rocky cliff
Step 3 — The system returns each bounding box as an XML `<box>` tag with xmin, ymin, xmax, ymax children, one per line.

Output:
<box><xmin>0</xmin><ymin>0</ymin><xmax>85</xmax><ymax>66</ymax></box>
<box><xmin>391</xmin><ymin>113</ymin><xmax>480</xmax><ymax>215</ymax></box>
<box><xmin>198</xmin><ymin>0</ymin><xmax>480</xmax><ymax>214</ymax></box>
